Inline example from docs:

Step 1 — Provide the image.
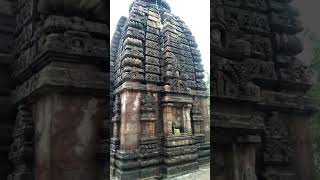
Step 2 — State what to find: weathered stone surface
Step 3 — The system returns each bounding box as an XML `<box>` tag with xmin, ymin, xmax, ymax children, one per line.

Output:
<box><xmin>6</xmin><ymin>0</ymin><xmax>110</xmax><ymax>179</ymax></box>
<box><xmin>110</xmin><ymin>0</ymin><xmax>209</xmax><ymax>179</ymax></box>
<box><xmin>0</xmin><ymin>1</ymin><xmax>15</xmax><ymax>179</ymax></box>
<box><xmin>13</xmin><ymin>62</ymin><xmax>107</xmax><ymax>103</ymax></box>
<box><xmin>120</xmin><ymin>91</ymin><xmax>141</xmax><ymax>149</ymax></box>
<box><xmin>212</xmin><ymin>0</ymin><xmax>318</xmax><ymax>179</ymax></box>
<box><xmin>37</xmin><ymin>0</ymin><xmax>108</xmax><ymax>22</ymax></box>
<box><xmin>33</xmin><ymin>93</ymin><xmax>106</xmax><ymax>180</ymax></box>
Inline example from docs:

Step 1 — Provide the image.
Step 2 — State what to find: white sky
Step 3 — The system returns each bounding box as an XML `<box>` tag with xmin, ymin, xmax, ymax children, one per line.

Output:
<box><xmin>292</xmin><ymin>1</ymin><xmax>320</xmax><ymax>66</ymax></box>
<box><xmin>110</xmin><ymin>0</ymin><xmax>211</xmax><ymax>74</ymax></box>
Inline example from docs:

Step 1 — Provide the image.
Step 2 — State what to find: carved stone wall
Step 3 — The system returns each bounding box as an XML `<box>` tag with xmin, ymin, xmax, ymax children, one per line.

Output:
<box><xmin>6</xmin><ymin>0</ymin><xmax>109</xmax><ymax>179</ymax></box>
<box><xmin>212</xmin><ymin>0</ymin><xmax>318</xmax><ymax>179</ymax></box>
<box><xmin>0</xmin><ymin>0</ymin><xmax>15</xmax><ymax>179</ymax></box>
<box><xmin>8</xmin><ymin>104</ymin><xmax>34</xmax><ymax>180</ymax></box>
<box><xmin>110</xmin><ymin>0</ymin><xmax>210</xmax><ymax>179</ymax></box>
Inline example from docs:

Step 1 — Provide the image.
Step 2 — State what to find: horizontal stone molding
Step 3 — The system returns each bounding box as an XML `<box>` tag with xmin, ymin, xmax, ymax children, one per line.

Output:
<box><xmin>13</xmin><ymin>50</ymin><xmax>107</xmax><ymax>83</ymax></box>
<box><xmin>258</xmin><ymin>91</ymin><xmax>319</xmax><ymax>113</ymax></box>
<box><xmin>12</xmin><ymin>63</ymin><xmax>107</xmax><ymax>103</ymax></box>
<box><xmin>212</xmin><ymin>113</ymin><xmax>265</xmax><ymax>131</ymax></box>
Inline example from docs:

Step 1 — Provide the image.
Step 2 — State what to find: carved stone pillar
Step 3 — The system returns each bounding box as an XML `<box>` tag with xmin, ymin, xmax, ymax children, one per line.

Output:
<box><xmin>140</xmin><ymin>92</ymin><xmax>157</xmax><ymax>138</ymax></box>
<box><xmin>162</xmin><ymin>103</ymin><xmax>173</xmax><ymax>136</ymax></box>
<box><xmin>201</xmin><ymin>98</ymin><xmax>210</xmax><ymax>140</ymax></box>
<box><xmin>11</xmin><ymin>0</ymin><xmax>109</xmax><ymax>179</ymax></box>
<box><xmin>234</xmin><ymin>136</ymin><xmax>260</xmax><ymax>180</ymax></box>
<box><xmin>112</xmin><ymin>95</ymin><xmax>121</xmax><ymax>140</ymax></box>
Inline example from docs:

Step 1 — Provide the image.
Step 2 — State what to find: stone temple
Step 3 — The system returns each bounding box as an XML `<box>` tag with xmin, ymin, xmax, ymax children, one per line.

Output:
<box><xmin>0</xmin><ymin>0</ymin><xmax>318</xmax><ymax>179</ymax></box>
<box><xmin>110</xmin><ymin>0</ymin><xmax>210</xmax><ymax>179</ymax></box>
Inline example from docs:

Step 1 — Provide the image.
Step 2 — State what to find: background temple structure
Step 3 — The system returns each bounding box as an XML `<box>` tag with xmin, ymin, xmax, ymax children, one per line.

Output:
<box><xmin>212</xmin><ymin>0</ymin><xmax>319</xmax><ymax>180</ymax></box>
<box><xmin>110</xmin><ymin>0</ymin><xmax>210</xmax><ymax>179</ymax></box>
<box><xmin>0</xmin><ymin>0</ymin><xmax>109</xmax><ymax>179</ymax></box>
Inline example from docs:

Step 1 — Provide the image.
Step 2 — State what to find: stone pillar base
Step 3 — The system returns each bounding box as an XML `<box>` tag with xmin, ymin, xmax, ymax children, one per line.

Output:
<box><xmin>115</xmin><ymin>169</ymin><xmax>140</xmax><ymax>180</ymax></box>
<box><xmin>113</xmin><ymin>165</ymin><xmax>161</xmax><ymax>180</ymax></box>
<box><xmin>112</xmin><ymin>137</ymin><xmax>162</xmax><ymax>180</ymax></box>
<box><xmin>194</xmin><ymin>134</ymin><xmax>210</xmax><ymax>166</ymax></box>
<box><xmin>161</xmin><ymin>135</ymin><xmax>199</xmax><ymax>177</ymax></box>
<box><xmin>113</xmin><ymin>150</ymin><xmax>141</xmax><ymax>180</ymax></box>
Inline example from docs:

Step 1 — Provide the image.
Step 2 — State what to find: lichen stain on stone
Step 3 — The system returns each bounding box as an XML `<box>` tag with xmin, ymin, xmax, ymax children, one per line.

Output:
<box><xmin>133</xmin><ymin>94</ymin><xmax>140</xmax><ymax>111</ymax></box>
<box><xmin>125</xmin><ymin>122</ymin><xmax>138</xmax><ymax>134</ymax></box>
<box><xmin>75</xmin><ymin>98</ymin><xmax>98</xmax><ymax>155</ymax></box>
<box><xmin>37</xmin><ymin>96</ymin><xmax>52</xmax><ymax>163</ymax></box>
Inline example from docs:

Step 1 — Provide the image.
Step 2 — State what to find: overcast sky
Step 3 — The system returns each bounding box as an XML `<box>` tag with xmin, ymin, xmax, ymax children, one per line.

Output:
<box><xmin>292</xmin><ymin>1</ymin><xmax>320</xmax><ymax>66</ymax></box>
<box><xmin>110</xmin><ymin>0</ymin><xmax>211</xmax><ymax>74</ymax></box>
<box><xmin>293</xmin><ymin>1</ymin><xmax>320</xmax><ymax>34</ymax></box>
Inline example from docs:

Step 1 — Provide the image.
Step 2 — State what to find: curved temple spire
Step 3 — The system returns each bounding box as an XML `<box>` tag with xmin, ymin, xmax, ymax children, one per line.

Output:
<box><xmin>130</xmin><ymin>0</ymin><xmax>171</xmax><ymax>11</ymax></box>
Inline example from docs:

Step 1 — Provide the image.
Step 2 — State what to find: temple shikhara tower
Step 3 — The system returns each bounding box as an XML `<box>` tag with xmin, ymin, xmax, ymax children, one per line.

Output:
<box><xmin>110</xmin><ymin>0</ymin><xmax>210</xmax><ymax>179</ymax></box>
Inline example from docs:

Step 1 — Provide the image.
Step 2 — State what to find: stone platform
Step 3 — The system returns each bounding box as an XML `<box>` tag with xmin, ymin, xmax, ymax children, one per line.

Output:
<box><xmin>111</xmin><ymin>164</ymin><xmax>210</xmax><ymax>180</ymax></box>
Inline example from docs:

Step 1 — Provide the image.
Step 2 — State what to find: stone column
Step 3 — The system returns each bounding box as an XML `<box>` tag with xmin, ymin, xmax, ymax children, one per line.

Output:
<box><xmin>11</xmin><ymin>0</ymin><xmax>109</xmax><ymax>179</ymax></box>
<box><xmin>162</xmin><ymin>103</ymin><xmax>173</xmax><ymax>136</ymax></box>
<box><xmin>290</xmin><ymin>114</ymin><xmax>316</xmax><ymax>180</ymax></box>
<box><xmin>120</xmin><ymin>91</ymin><xmax>141</xmax><ymax>149</ymax></box>
<box><xmin>201</xmin><ymin>98</ymin><xmax>210</xmax><ymax>141</ymax></box>
<box><xmin>235</xmin><ymin>136</ymin><xmax>261</xmax><ymax>180</ymax></box>
<box><xmin>33</xmin><ymin>93</ymin><xmax>105</xmax><ymax>180</ymax></box>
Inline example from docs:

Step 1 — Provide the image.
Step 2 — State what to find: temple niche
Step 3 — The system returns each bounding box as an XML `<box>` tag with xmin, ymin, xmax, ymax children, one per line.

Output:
<box><xmin>212</xmin><ymin>0</ymin><xmax>318</xmax><ymax>180</ymax></box>
<box><xmin>110</xmin><ymin>0</ymin><xmax>210</xmax><ymax>179</ymax></box>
